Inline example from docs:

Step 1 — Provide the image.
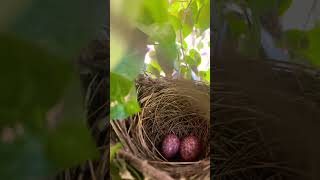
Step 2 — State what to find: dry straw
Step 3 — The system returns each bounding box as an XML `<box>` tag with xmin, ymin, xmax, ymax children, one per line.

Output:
<box><xmin>112</xmin><ymin>74</ymin><xmax>210</xmax><ymax>179</ymax></box>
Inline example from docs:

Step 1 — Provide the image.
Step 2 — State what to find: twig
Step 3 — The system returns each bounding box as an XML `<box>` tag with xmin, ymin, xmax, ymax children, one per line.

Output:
<box><xmin>117</xmin><ymin>150</ymin><xmax>175</xmax><ymax>180</ymax></box>
<box><xmin>182</xmin><ymin>0</ymin><xmax>193</xmax><ymax>23</ymax></box>
<box><xmin>304</xmin><ymin>0</ymin><xmax>318</xmax><ymax>29</ymax></box>
<box><xmin>179</xmin><ymin>0</ymin><xmax>193</xmax><ymax>75</ymax></box>
<box><xmin>88</xmin><ymin>160</ymin><xmax>97</xmax><ymax>180</ymax></box>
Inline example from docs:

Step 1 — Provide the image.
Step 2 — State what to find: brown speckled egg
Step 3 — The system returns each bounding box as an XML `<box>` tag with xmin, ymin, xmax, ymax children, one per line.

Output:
<box><xmin>161</xmin><ymin>134</ymin><xmax>180</xmax><ymax>160</ymax></box>
<box><xmin>180</xmin><ymin>135</ymin><xmax>200</xmax><ymax>161</ymax></box>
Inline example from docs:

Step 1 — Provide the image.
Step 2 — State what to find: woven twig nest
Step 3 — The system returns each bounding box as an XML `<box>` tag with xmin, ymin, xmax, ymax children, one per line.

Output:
<box><xmin>212</xmin><ymin>58</ymin><xmax>320</xmax><ymax>180</ymax></box>
<box><xmin>112</xmin><ymin>75</ymin><xmax>210</xmax><ymax>179</ymax></box>
<box><xmin>55</xmin><ymin>32</ymin><xmax>110</xmax><ymax>180</ymax></box>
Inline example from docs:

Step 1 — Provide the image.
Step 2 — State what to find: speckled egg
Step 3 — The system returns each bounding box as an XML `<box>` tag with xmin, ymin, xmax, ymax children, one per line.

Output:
<box><xmin>161</xmin><ymin>133</ymin><xmax>180</xmax><ymax>160</ymax></box>
<box><xmin>180</xmin><ymin>135</ymin><xmax>201</xmax><ymax>161</ymax></box>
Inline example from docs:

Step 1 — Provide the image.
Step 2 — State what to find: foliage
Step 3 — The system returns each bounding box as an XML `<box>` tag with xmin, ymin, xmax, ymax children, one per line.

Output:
<box><xmin>143</xmin><ymin>0</ymin><xmax>211</xmax><ymax>82</ymax></box>
<box><xmin>282</xmin><ymin>24</ymin><xmax>320</xmax><ymax>66</ymax></box>
<box><xmin>110</xmin><ymin>143</ymin><xmax>123</xmax><ymax>161</ymax></box>
<box><xmin>0</xmin><ymin>0</ymin><xmax>105</xmax><ymax>179</ymax></box>
<box><xmin>216</xmin><ymin>0</ymin><xmax>320</xmax><ymax>67</ymax></box>
<box><xmin>110</xmin><ymin>0</ymin><xmax>211</xmax><ymax>121</ymax></box>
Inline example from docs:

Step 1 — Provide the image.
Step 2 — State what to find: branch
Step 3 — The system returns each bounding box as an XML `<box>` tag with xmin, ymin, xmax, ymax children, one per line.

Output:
<box><xmin>304</xmin><ymin>0</ymin><xmax>318</xmax><ymax>28</ymax></box>
<box><xmin>117</xmin><ymin>150</ymin><xmax>175</xmax><ymax>180</ymax></box>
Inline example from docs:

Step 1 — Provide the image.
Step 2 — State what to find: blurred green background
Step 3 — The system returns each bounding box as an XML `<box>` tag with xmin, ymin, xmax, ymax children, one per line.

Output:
<box><xmin>0</xmin><ymin>0</ymin><xmax>106</xmax><ymax>179</ymax></box>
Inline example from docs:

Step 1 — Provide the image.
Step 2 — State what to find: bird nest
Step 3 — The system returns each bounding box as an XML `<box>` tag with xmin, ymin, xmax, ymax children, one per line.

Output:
<box><xmin>211</xmin><ymin>58</ymin><xmax>320</xmax><ymax>180</ymax></box>
<box><xmin>111</xmin><ymin>75</ymin><xmax>210</xmax><ymax>179</ymax></box>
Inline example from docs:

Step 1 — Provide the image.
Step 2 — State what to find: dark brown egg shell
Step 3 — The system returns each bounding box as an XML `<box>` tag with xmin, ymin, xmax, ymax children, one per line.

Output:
<box><xmin>161</xmin><ymin>134</ymin><xmax>180</xmax><ymax>160</ymax></box>
<box><xmin>180</xmin><ymin>135</ymin><xmax>201</xmax><ymax>161</ymax></box>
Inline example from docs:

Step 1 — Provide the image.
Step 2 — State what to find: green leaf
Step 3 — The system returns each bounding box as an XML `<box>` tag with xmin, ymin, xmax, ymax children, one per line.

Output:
<box><xmin>138</xmin><ymin>0</ymin><xmax>169</xmax><ymax>24</ymax></box>
<box><xmin>199</xmin><ymin>71</ymin><xmax>206</xmax><ymax>79</ymax></box>
<box><xmin>110</xmin><ymin>78</ymin><xmax>141</xmax><ymax>120</ymax></box>
<box><xmin>206</xmin><ymin>70</ymin><xmax>210</xmax><ymax>82</ymax></box>
<box><xmin>168</xmin><ymin>14</ymin><xmax>182</xmax><ymax>32</ymax></box>
<box><xmin>150</xmin><ymin>60</ymin><xmax>163</xmax><ymax>73</ymax></box>
<box><xmin>110</xmin><ymin>143</ymin><xmax>123</xmax><ymax>161</ymax></box>
<box><xmin>155</xmin><ymin>41</ymin><xmax>178</xmax><ymax>76</ymax></box>
<box><xmin>168</xmin><ymin>1</ymin><xmax>184</xmax><ymax>16</ymax></box>
<box><xmin>175</xmin><ymin>1</ymin><xmax>197</xmax><ymax>38</ymax></box>
<box><xmin>171</xmin><ymin>1</ymin><xmax>198</xmax><ymax>38</ymax></box>
<box><xmin>138</xmin><ymin>23</ymin><xmax>176</xmax><ymax>43</ymax></box>
<box><xmin>183</xmin><ymin>40</ymin><xmax>189</xmax><ymax>50</ymax></box>
<box><xmin>186</xmin><ymin>1</ymin><xmax>199</xmax><ymax>25</ymax></box>
<box><xmin>110</xmin><ymin>73</ymin><xmax>133</xmax><ymax>102</ymax></box>
<box><xmin>185</xmin><ymin>69</ymin><xmax>192</xmax><ymax>80</ymax></box>
<box><xmin>110</xmin><ymin>104</ymin><xmax>128</xmax><ymax>120</ymax></box>
<box><xmin>225</xmin><ymin>12</ymin><xmax>248</xmax><ymax>38</ymax></box>
<box><xmin>0</xmin><ymin>34</ymin><xmax>72</xmax><ymax>128</ymax></box>
<box><xmin>304</xmin><ymin>26</ymin><xmax>320</xmax><ymax>66</ymax></box>
<box><xmin>195</xmin><ymin>0</ymin><xmax>210</xmax><ymax>31</ymax></box>
<box><xmin>278</xmin><ymin>0</ymin><xmax>292</xmax><ymax>15</ymax></box>
<box><xmin>237</xmin><ymin>17</ymin><xmax>261</xmax><ymax>59</ymax></box>
<box><xmin>110</xmin><ymin>72</ymin><xmax>140</xmax><ymax>120</ymax></box>
<box><xmin>199</xmin><ymin>69</ymin><xmax>210</xmax><ymax>83</ymax></box>
<box><xmin>204</xmin><ymin>69</ymin><xmax>210</xmax><ymax>83</ymax></box>
<box><xmin>110</xmin><ymin>97</ymin><xmax>140</xmax><ymax>120</ymax></box>
<box><xmin>112</xmin><ymin>50</ymin><xmax>145</xmax><ymax>81</ymax></box>
<box><xmin>185</xmin><ymin>49</ymin><xmax>201</xmax><ymax>67</ymax></box>
<box><xmin>283</xmin><ymin>30</ymin><xmax>309</xmax><ymax>51</ymax></box>
<box><xmin>185</xmin><ymin>55</ymin><xmax>194</xmax><ymax>66</ymax></box>
<box><xmin>247</xmin><ymin>0</ymin><xmax>276</xmax><ymax>15</ymax></box>
<box><xmin>7</xmin><ymin>0</ymin><xmax>106</xmax><ymax>59</ymax></box>
<box><xmin>182</xmin><ymin>23</ymin><xmax>193</xmax><ymax>38</ymax></box>
<box><xmin>146</xmin><ymin>64</ymin><xmax>161</xmax><ymax>76</ymax></box>
<box><xmin>180</xmin><ymin>65</ymin><xmax>188</xmax><ymax>74</ymax></box>
<box><xmin>124</xmin><ymin>98</ymin><xmax>141</xmax><ymax>116</ymax></box>
<box><xmin>189</xmin><ymin>49</ymin><xmax>202</xmax><ymax>66</ymax></box>
<box><xmin>196</xmin><ymin>0</ymin><xmax>203</xmax><ymax>9</ymax></box>
<box><xmin>46</xmin><ymin>120</ymin><xmax>98</xmax><ymax>171</ymax></box>
<box><xmin>180</xmin><ymin>65</ymin><xmax>192</xmax><ymax>79</ymax></box>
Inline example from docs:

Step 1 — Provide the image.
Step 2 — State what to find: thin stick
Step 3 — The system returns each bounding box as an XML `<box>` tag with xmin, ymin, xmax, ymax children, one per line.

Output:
<box><xmin>118</xmin><ymin>150</ymin><xmax>175</xmax><ymax>180</ymax></box>
<box><xmin>88</xmin><ymin>160</ymin><xmax>97</xmax><ymax>180</ymax></box>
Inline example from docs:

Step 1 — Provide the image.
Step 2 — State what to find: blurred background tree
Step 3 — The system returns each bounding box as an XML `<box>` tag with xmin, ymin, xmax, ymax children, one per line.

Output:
<box><xmin>110</xmin><ymin>0</ymin><xmax>210</xmax><ymax>121</ymax></box>
<box><xmin>0</xmin><ymin>0</ymin><xmax>106</xmax><ymax>179</ymax></box>
<box><xmin>214</xmin><ymin>0</ymin><xmax>320</xmax><ymax>67</ymax></box>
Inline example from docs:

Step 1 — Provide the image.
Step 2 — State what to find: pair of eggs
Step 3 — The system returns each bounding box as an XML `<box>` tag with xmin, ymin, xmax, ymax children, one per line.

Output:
<box><xmin>161</xmin><ymin>133</ymin><xmax>201</xmax><ymax>162</ymax></box>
